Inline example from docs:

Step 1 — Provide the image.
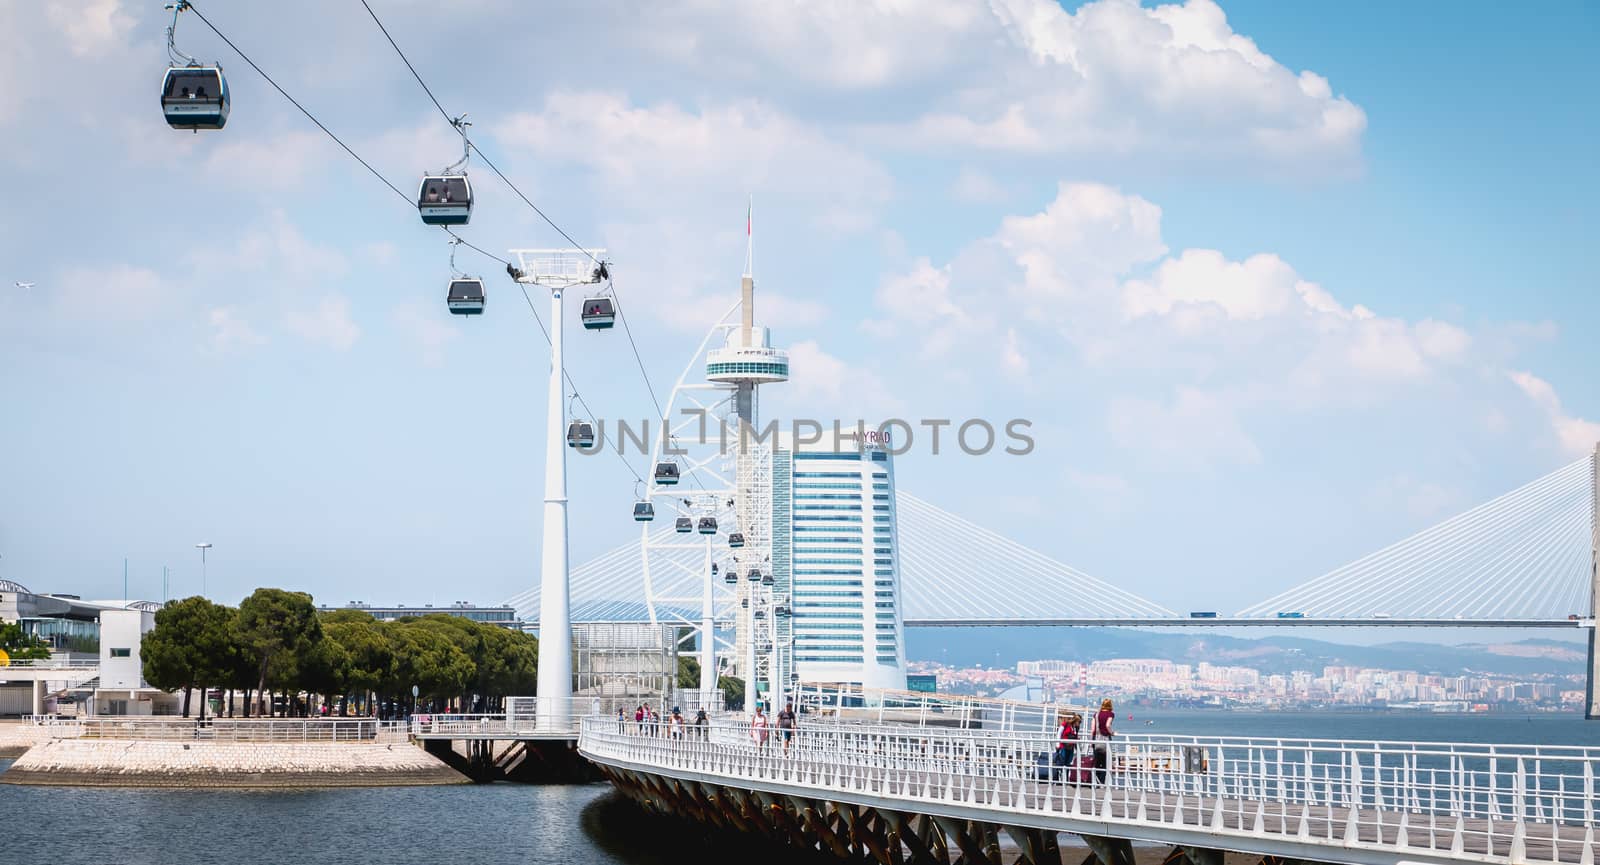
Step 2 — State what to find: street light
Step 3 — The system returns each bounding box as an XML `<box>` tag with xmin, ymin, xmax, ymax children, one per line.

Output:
<box><xmin>195</xmin><ymin>543</ymin><xmax>212</xmax><ymax>597</ymax></box>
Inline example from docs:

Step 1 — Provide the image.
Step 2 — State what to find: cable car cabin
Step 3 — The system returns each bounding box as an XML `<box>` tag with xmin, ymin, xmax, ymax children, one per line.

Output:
<box><xmin>417</xmin><ymin>176</ymin><xmax>473</xmax><ymax>226</ymax></box>
<box><xmin>675</xmin><ymin>517</ymin><xmax>692</xmax><ymax>533</ymax></box>
<box><xmin>566</xmin><ymin>421</ymin><xmax>595</xmax><ymax>449</ymax></box>
<box><xmin>754</xmin><ymin>610</ymin><xmax>766</xmax><ymax>620</ymax></box>
<box><xmin>727</xmin><ymin>532</ymin><xmax>745</xmax><ymax>549</ymax></box>
<box><xmin>761</xmin><ymin>573</ymin><xmax>775</xmax><ymax>586</ymax></box>
<box><xmin>747</xmin><ymin>569</ymin><xmax>762</xmax><ymax>582</ymax></box>
<box><xmin>724</xmin><ymin>572</ymin><xmax>737</xmax><ymax>585</ymax></box>
<box><xmin>580</xmin><ymin>296</ymin><xmax>616</xmax><ymax>331</ymax></box>
<box><xmin>697</xmin><ymin>516</ymin><xmax>717</xmax><ymax>535</ymax></box>
<box><xmin>653</xmin><ymin>462</ymin><xmax>680</xmax><ymax>485</ymax></box>
<box><xmin>161</xmin><ymin>66</ymin><xmax>230</xmax><ymax>130</ymax></box>
<box><xmin>446</xmin><ymin>279</ymin><xmax>485</xmax><ymax>315</ymax></box>
<box><xmin>632</xmin><ymin>501</ymin><xmax>655</xmax><ymax>522</ymax></box>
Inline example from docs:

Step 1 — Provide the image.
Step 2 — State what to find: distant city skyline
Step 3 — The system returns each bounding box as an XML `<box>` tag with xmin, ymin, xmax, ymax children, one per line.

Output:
<box><xmin>0</xmin><ymin>1</ymin><xmax>1595</xmax><ymax>653</ymax></box>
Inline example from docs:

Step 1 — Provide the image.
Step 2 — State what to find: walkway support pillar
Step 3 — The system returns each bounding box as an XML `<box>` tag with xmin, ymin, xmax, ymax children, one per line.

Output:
<box><xmin>31</xmin><ymin>678</ymin><xmax>43</xmax><ymax>716</ymax></box>
<box><xmin>1082</xmin><ymin>834</ymin><xmax>1137</xmax><ymax>865</ymax></box>
<box><xmin>1587</xmin><ymin>442</ymin><xmax>1599</xmax><ymax>720</ymax></box>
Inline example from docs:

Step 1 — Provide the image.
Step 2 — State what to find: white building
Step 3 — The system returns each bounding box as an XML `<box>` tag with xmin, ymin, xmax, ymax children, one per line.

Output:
<box><xmin>772</xmin><ymin>428</ymin><xmax>907</xmax><ymax>692</ymax></box>
<box><xmin>0</xmin><ymin>581</ymin><xmax>173</xmax><ymax>716</ymax></box>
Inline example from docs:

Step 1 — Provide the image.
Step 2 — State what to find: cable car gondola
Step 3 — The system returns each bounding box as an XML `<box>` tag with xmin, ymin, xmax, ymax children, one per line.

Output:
<box><xmin>418</xmin><ymin>176</ymin><xmax>473</xmax><ymax>226</ymax></box>
<box><xmin>747</xmin><ymin>569</ymin><xmax>762</xmax><ymax>583</ymax></box>
<box><xmin>697</xmin><ymin>516</ymin><xmax>717</xmax><ymax>535</ymax></box>
<box><xmin>161</xmin><ymin>66</ymin><xmax>229</xmax><ymax>130</ymax></box>
<box><xmin>761</xmin><ymin>573</ymin><xmax>775</xmax><ymax>586</ymax></box>
<box><xmin>580</xmin><ymin>296</ymin><xmax>615</xmax><ymax>331</ymax></box>
<box><xmin>566</xmin><ymin>421</ymin><xmax>595</xmax><ymax>449</ymax></box>
<box><xmin>675</xmin><ymin>517</ymin><xmax>692</xmax><ymax>533</ymax></box>
<box><xmin>653</xmin><ymin>462</ymin><xmax>680</xmax><ymax>485</ymax></box>
<box><xmin>727</xmin><ymin>532</ymin><xmax>745</xmax><ymax>549</ymax></box>
<box><xmin>160</xmin><ymin>4</ymin><xmax>228</xmax><ymax>131</ymax></box>
<box><xmin>632</xmin><ymin>501</ymin><xmax>655</xmax><ymax>522</ymax></box>
<box><xmin>724</xmin><ymin>572</ymin><xmax>737</xmax><ymax>585</ymax></box>
<box><xmin>446</xmin><ymin>278</ymin><xmax>485</xmax><ymax>315</ymax></box>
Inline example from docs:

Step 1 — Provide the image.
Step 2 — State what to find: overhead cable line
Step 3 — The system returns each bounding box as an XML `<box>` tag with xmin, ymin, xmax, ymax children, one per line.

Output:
<box><xmin>356</xmin><ymin>0</ymin><xmax>667</xmax><ymax>422</ymax></box>
<box><xmin>178</xmin><ymin>2</ymin><xmax>643</xmax><ymax>484</ymax></box>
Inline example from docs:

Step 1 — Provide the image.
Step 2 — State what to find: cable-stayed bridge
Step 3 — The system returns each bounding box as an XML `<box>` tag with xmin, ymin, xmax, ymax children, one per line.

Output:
<box><xmin>508</xmin><ymin>449</ymin><xmax>1599</xmax><ymax>714</ymax></box>
<box><xmin>507</xmin><ymin>452</ymin><xmax>1595</xmax><ymax>628</ymax></box>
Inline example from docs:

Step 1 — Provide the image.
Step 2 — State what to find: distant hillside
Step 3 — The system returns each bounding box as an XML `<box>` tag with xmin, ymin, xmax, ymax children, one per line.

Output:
<box><xmin>905</xmin><ymin>627</ymin><xmax>1587</xmax><ymax>678</ymax></box>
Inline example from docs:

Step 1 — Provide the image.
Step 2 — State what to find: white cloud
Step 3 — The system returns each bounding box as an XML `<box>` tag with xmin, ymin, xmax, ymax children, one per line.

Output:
<box><xmin>207</xmin><ymin>307</ymin><xmax>265</xmax><ymax>353</ymax></box>
<box><xmin>1366</xmin><ymin>475</ymin><xmax>1466</xmax><ymax>523</ymax></box>
<box><xmin>495</xmin><ymin>91</ymin><xmax>890</xmax><ymax>224</ymax></box>
<box><xmin>204</xmin><ymin>131</ymin><xmax>331</xmax><ymax>189</ymax></box>
<box><xmin>782</xmin><ymin>339</ymin><xmax>903</xmax><ymax>422</ymax></box>
<box><xmin>886</xmin><ymin>0</ymin><xmax>1366</xmax><ymax>175</ymax></box>
<box><xmin>636</xmin><ymin>0</ymin><xmax>988</xmax><ymax>90</ymax></box>
<box><xmin>53</xmin><ymin>264</ymin><xmax>171</xmax><ymax>321</ymax></box>
<box><xmin>392</xmin><ymin>302</ymin><xmax>460</xmax><ymax>366</ymax></box>
<box><xmin>870</xmin><ymin>181</ymin><xmax>1548</xmax><ymax>467</ymax></box>
<box><xmin>950</xmin><ymin>167</ymin><xmax>1011</xmax><ymax>204</ymax></box>
<box><xmin>1108</xmin><ymin>388</ymin><xmax>1261</xmax><ymax>469</ymax></box>
<box><xmin>1509</xmin><ymin>371</ymin><xmax>1600</xmax><ymax>457</ymax></box>
<box><xmin>46</xmin><ymin>0</ymin><xmax>134</xmax><ymax>58</ymax></box>
<box><xmin>495</xmin><ymin>92</ymin><xmax>889</xmax><ymax>334</ymax></box>
<box><xmin>286</xmin><ymin>296</ymin><xmax>360</xmax><ymax>351</ymax></box>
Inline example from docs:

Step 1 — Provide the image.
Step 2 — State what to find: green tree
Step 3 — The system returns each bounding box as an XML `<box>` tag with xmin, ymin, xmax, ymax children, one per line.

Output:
<box><xmin>717</xmin><ymin>675</ymin><xmax>745</xmax><ymax>709</ymax></box>
<box><xmin>0</xmin><ymin>622</ymin><xmax>51</xmax><ymax>660</ymax></box>
<box><xmin>390</xmin><ymin>620</ymin><xmax>473</xmax><ymax>711</ymax></box>
<box><xmin>237</xmin><ymin>588</ymin><xmax>322</xmax><ymax>716</ymax></box>
<box><xmin>677</xmin><ymin>655</ymin><xmax>701</xmax><ymax>689</ymax></box>
<box><xmin>140</xmin><ymin>596</ymin><xmax>235</xmax><ymax>718</ymax></box>
<box><xmin>323</xmin><ymin>615</ymin><xmax>393</xmax><ymax>716</ymax></box>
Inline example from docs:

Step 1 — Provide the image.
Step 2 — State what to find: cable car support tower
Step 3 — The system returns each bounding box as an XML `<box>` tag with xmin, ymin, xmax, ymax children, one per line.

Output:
<box><xmin>511</xmin><ymin>248</ymin><xmax>606</xmax><ymax>731</ymax></box>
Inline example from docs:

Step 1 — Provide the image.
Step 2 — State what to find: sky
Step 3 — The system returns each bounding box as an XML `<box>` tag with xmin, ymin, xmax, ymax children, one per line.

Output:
<box><xmin>0</xmin><ymin>0</ymin><xmax>1595</xmax><ymax>642</ymax></box>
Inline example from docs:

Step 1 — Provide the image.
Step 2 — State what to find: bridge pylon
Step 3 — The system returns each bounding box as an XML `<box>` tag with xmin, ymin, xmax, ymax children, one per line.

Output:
<box><xmin>1588</xmin><ymin>442</ymin><xmax>1598</xmax><ymax>720</ymax></box>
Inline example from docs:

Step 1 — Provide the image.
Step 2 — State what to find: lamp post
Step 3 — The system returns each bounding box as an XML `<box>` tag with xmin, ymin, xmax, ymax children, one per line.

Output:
<box><xmin>195</xmin><ymin>543</ymin><xmax>212</xmax><ymax>597</ymax></box>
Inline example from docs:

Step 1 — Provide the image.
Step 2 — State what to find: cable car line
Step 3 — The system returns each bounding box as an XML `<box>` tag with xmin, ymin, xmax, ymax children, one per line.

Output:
<box><xmin>356</xmin><ymin>0</ymin><xmax>667</xmax><ymax>422</ymax></box>
<box><xmin>172</xmin><ymin>2</ymin><xmax>643</xmax><ymax>489</ymax></box>
<box><xmin>180</xmin><ymin>3</ymin><xmax>405</xmax><ymax>201</ymax></box>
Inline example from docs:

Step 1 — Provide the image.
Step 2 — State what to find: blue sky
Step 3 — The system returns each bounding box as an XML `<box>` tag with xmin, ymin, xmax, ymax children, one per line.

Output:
<box><xmin>0</xmin><ymin>0</ymin><xmax>1594</xmax><ymax>640</ymax></box>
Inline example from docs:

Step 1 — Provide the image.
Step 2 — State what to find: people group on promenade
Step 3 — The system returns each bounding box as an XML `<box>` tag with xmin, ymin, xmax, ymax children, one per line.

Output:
<box><xmin>613</xmin><ymin>694</ymin><xmax>1125</xmax><ymax>788</ymax></box>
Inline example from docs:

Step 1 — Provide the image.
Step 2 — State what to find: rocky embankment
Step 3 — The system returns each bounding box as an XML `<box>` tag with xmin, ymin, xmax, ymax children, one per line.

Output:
<box><xmin>0</xmin><ymin>737</ymin><xmax>467</xmax><ymax>787</ymax></box>
<box><xmin>0</xmin><ymin>721</ymin><xmax>48</xmax><ymax>758</ymax></box>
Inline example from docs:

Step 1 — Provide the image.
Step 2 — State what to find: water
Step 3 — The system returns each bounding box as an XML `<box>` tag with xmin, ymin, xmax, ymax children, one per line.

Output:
<box><xmin>2</xmin><ymin>713</ymin><xmax>1594</xmax><ymax>865</ymax></box>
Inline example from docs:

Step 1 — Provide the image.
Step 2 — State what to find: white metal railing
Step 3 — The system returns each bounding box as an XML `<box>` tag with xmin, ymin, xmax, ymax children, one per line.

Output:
<box><xmin>792</xmin><ymin>682</ymin><xmax>1094</xmax><ymax>734</ymax></box>
<box><xmin>0</xmin><ymin>658</ymin><xmax>100</xmax><ymax>670</ymax></box>
<box><xmin>579</xmin><ymin>718</ymin><xmax>1600</xmax><ymax>864</ymax></box>
<box><xmin>43</xmin><ymin>718</ymin><xmax>408</xmax><ymax>743</ymax></box>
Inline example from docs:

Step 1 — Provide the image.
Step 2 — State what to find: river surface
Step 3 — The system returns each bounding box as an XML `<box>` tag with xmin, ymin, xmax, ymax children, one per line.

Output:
<box><xmin>3</xmin><ymin>712</ymin><xmax>1594</xmax><ymax>865</ymax></box>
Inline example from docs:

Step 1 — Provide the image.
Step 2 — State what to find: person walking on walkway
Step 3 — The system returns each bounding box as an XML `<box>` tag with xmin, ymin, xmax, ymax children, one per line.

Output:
<box><xmin>1092</xmin><ymin>698</ymin><xmax>1115</xmax><ymax>785</ymax></box>
<box><xmin>750</xmin><ymin>702</ymin><xmax>770</xmax><ymax>748</ymax></box>
<box><xmin>776</xmin><ymin>700</ymin><xmax>797</xmax><ymax>756</ymax></box>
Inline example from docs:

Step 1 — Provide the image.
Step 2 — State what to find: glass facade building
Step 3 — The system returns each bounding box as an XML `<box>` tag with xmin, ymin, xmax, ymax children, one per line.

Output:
<box><xmin>772</xmin><ymin>433</ymin><xmax>907</xmax><ymax>691</ymax></box>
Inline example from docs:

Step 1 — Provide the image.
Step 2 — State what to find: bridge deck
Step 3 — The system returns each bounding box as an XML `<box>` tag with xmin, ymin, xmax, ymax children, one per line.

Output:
<box><xmin>579</xmin><ymin>719</ymin><xmax>1600</xmax><ymax>865</ymax></box>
